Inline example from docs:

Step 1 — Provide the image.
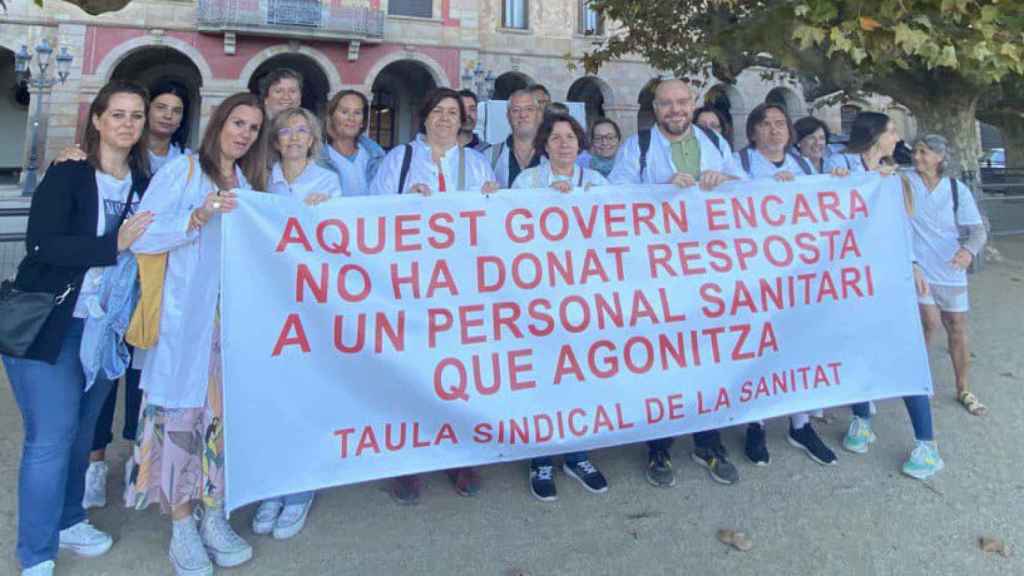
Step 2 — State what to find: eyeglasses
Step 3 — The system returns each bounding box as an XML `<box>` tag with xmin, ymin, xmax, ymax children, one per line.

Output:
<box><xmin>277</xmin><ymin>126</ymin><xmax>311</xmax><ymax>138</ymax></box>
<box><xmin>592</xmin><ymin>135</ymin><xmax>619</xmax><ymax>143</ymax></box>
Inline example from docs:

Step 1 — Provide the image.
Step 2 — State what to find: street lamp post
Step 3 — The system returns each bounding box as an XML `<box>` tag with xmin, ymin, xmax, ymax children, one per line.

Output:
<box><xmin>14</xmin><ymin>39</ymin><xmax>73</xmax><ymax>196</ymax></box>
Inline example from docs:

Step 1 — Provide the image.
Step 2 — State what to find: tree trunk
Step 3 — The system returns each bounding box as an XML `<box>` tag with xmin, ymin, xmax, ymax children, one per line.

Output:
<box><xmin>995</xmin><ymin>115</ymin><xmax>1024</xmax><ymax>169</ymax></box>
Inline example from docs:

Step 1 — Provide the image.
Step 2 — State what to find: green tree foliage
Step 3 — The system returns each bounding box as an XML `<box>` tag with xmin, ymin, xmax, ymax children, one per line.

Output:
<box><xmin>585</xmin><ymin>0</ymin><xmax>1024</xmax><ymax>176</ymax></box>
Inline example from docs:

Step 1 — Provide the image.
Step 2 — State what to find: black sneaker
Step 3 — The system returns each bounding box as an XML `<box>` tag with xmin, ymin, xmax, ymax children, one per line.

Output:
<box><xmin>691</xmin><ymin>445</ymin><xmax>739</xmax><ymax>485</ymax></box>
<box><xmin>745</xmin><ymin>423</ymin><xmax>770</xmax><ymax>466</ymax></box>
<box><xmin>788</xmin><ymin>423</ymin><xmax>838</xmax><ymax>465</ymax></box>
<box><xmin>529</xmin><ymin>464</ymin><xmax>558</xmax><ymax>502</ymax></box>
<box><xmin>563</xmin><ymin>459</ymin><xmax>608</xmax><ymax>494</ymax></box>
<box><xmin>645</xmin><ymin>450</ymin><xmax>676</xmax><ymax>487</ymax></box>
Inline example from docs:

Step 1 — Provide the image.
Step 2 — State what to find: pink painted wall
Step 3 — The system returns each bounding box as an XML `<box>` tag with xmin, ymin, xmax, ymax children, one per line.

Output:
<box><xmin>82</xmin><ymin>26</ymin><xmax>461</xmax><ymax>87</ymax></box>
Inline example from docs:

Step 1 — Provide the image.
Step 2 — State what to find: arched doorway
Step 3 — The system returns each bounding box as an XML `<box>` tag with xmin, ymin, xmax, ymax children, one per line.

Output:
<box><xmin>492</xmin><ymin>72</ymin><xmax>532</xmax><ymax>101</ymax></box>
<box><xmin>110</xmin><ymin>46</ymin><xmax>203</xmax><ymax>149</ymax></box>
<box><xmin>1</xmin><ymin>47</ymin><xmax>31</xmax><ymax>184</ymax></box>
<box><xmin>248</xmin><ymin>53</ymin><xmax>330</xmax><ymax>118</ymax></box>
<box><xmin>567</xmin><ymin>76</ymin><xmax>610</xmax><ymax>130</ymax></box>
<box><xmin>637</xmin><ymin>78</ymin><xmax>657</xmax><ymax>132</ymax></box>
<box><xmin>370</xmin><ymin>60</ymin><xmax>438</xmax><ymax>150</ymax></box>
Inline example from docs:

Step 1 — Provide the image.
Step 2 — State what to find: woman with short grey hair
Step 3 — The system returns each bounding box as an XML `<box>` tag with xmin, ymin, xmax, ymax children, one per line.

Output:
<box><xmin>906</xmin><ymin>134</ymin><xmax>988</xmax><ymax>416</ymax></box>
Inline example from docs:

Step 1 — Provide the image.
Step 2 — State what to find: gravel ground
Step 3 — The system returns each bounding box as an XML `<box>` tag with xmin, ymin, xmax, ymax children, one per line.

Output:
<box><xmin>1</xmin><ymin>238</ymin><xmax>1022</xmax><ymax>576</ymax></box>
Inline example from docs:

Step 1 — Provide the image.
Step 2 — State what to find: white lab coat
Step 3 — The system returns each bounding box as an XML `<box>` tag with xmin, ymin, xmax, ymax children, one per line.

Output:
<box><xmin>132</xmin><ymin>154</ymin><xmax>252</xmax><ymax>409</ymax></box>
<box><xmin>369</xmin><ymin>136</ymin><xmax>495</xmax><ymax>196</ymax></box>
<box><xmin>268</xmin><ymin>161</ymin><xmax>342</xmax><ymax>202</ymax></box>
<box><xmin>511</xmin><ymin>163</ymin><xmax>609</xmax><ymax>190</ymax></box>
<box><xmin>608</xmin><ymin>125</ymin><xmax>741</xmax><ymax>185</ymax></box>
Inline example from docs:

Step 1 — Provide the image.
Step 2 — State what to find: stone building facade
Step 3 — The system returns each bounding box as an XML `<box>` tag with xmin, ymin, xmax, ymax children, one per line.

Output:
<box><xmin>0</xmin><ymin>0</ymin><xmax>916</xmax><ymax>184</ymax></box>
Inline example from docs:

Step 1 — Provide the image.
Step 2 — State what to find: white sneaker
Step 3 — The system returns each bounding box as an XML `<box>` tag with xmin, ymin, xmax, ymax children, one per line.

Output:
<box><xmin>58</xmin><ymin>520</ymin><xmax>113</xmax><ymax>557</ymax></box>
<box><xmin>22</xmin><ymin>560</ymin><xmax>55</xmax><ymax>576</ymax></box>
<box><xmin>82</xmin><ymin>461</ymin><xmax>108</xmax><ymax>509</ymax></box>
<box><xmin>273</xmin><ymin>494</ymin><xmax>314</xmax><ymax>540</ymax></box>
<box><xmin>252</xmin><ymin>499</ymin><xmax>283</xmax><ymax>535</ymax></box>
<box><xmin>169</xmin><ymin>517</ymin><xmax>213</xmax><ymax>576</ymax></box>
<box><xmin>199</xmin><ymin>504</ymin><xmax>253</xmax><ymax>568</ymax></box>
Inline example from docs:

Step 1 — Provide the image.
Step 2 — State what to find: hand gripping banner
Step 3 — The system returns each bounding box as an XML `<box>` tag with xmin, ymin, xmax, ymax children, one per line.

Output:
<box><xmin>220</xmin><ymin>174</ymin><xmax>931</xmax><ymax>511</ymax></box>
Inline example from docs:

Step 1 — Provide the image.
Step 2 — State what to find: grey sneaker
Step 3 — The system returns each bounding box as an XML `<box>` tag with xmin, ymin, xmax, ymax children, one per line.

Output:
<box><xmin>170</xmin><ymin>517</ymin><xmax>213</xmax><ymax>576</ymax></box>
<box><xmin>199</xmin><ymin>504</ymin><xmax>253</xmax><ymax>568</ymax></box>
<box><xmin>58</xmin><ymin>520</ymin><xmax>113</xmax><ymax>557</ymax></box>
<box><xmin>252</xmin><ymin>499</ymin><xmax>282</xmax><ymax>535</ymax></box>
<box><xmin>691</xmin><ymin>445</ymin><xmax>739</xmax><ymax>485</ymax></box>
<box><xmin>646</xmin><ymin>450</ymin><xmax>676</xmax><ymax>487</ymax></box>
<box><xmin>82</xmin><ymin>461</ymin><xmax>108</xmax><ymax>509</ymax></box>
<box><xmin>273</xmin><ymin>494</ymin><xmax>314</xmax><ymax>540</ymax></box>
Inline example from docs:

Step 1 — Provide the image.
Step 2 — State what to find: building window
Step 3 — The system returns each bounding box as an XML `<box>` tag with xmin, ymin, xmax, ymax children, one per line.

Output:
<box><xmin>840</xmin><ymin>104</ymin><xmax>861</xmax><ymax>136</ymax></box>
<box><xmin>578</xmin><ymin>0</ymin><xmax>603</xmax><ymax>35</ymax></box>
<box><xmin>388</xmin><ymin>0</ymin><xmax>432</xmax><ymax>19</ymax></box>
<box><xmin>502</xmin><ymin>0</ymin><xmax>528</xmax><ymax>29</ymax></box>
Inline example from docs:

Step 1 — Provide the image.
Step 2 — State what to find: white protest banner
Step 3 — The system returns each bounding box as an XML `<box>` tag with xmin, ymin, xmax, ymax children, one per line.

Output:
<box><xmin>220</xmin><ymin>174</ymin><xmax>932</xmax><ymax>512</ymax></box>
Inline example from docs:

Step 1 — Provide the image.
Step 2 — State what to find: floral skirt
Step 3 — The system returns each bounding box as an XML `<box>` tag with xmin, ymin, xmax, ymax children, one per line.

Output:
<box><xmin>124</xmin><ymin>325</ymin><xmax>224</xmax><ymax>514</ymax></box>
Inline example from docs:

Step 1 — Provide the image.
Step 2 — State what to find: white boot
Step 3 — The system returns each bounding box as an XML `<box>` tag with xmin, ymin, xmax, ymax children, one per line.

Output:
<box><xmin>199</xmin><ymin>503</ymin><xmax>253</xmax><ymax>568</ymax></box>
<box><xmin>169</xmin><ymin>517</ymin><xmax>213</xmax><ymax>576</ymax></box>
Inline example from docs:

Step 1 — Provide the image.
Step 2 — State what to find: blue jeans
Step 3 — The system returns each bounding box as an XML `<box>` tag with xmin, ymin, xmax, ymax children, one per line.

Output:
<box><xmin>3</xmin><ymin>319</ymin><xmax>115</xmax><ymax>568</ymax></box>
<box><xmin>852</xmin><ymin>396</ymin><xmax>933</xmax><ymax>441</ymax></box>
<box><xmin>92</xmin><ymin>363</ymin><xmax>142</xmax><ymax>450</ymax></box>
<box><xmin>532</xmin><ymin>452</ymin><xmax>587</xmax><ymax>467</ymax></box>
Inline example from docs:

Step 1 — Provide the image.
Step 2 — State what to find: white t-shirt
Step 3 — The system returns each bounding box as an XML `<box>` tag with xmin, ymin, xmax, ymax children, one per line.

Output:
<box><xmin>905</xmin><ymin>171</ymin><xmax>983</xmax><ymax>286</ymax></box>
<box><xmin>148</xmin><ymin>143</ymin><xmax>187</xmax><ymax>174</ymax></box>
<box><xmin>369</xmin><ymin>136</ymin><xmax>496</xmax><ymax>196</ymax></box>
<box><xmin>325</xmin><ymin>142</ymin><xmax>374</xmax><ymax>197</ymax></box>
<box><xmin>73</xmin><ymin>171</ymin><xmax>137</xmax><ymax>319</ymax></box>
<box><xmin>268</xmin><ymin>161</ymin><xmax>342</xmax><ymax>202</ymax></box>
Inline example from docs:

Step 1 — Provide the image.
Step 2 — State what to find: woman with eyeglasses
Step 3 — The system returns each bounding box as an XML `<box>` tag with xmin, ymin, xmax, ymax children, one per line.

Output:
<box><xmin>248</xmin><ymin>107</ymin><xmax>340</xmax><ymax>541</ymax></box>
<box><xmin>576</xmin><ymin>118</ymin><xmax>621</xmax><ymax>177</ymax></box>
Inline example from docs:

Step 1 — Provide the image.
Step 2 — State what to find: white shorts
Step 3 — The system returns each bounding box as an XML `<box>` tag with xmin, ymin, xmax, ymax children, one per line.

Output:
<box><xmin>918</xmin><ymin>283</ymin><xmax>969</xmax><ymax>313</ymax></box>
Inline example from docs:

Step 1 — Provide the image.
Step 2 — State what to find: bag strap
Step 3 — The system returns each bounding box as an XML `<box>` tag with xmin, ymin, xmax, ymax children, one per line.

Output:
<box><xmin>950</xmin><ymin>177</ymin><xmax>959</xmax><ymax>215</ymax></box>
<box><xmin>788</xmin><ymin>150</ymin><xmax>815</xmax><ymax>175</ymax></box>
<box><xmin>397</xmin><ymin>144</ymin><xmax>413</xmax><ymax>194</ymax></box>
<box><xmin>578</xmin><ymin>167</ymin><xmax>584</xmax><ymax>187</ymax></box>
<box><xmin>457</xmin><ymin>145</ymin><xmax>466</xmax><ymax>191</ymax></box>
<box><xmin>638</xmin><ymin>129</ymin><xmax>652</xmax><ymax>180</ymax></box>
<box><xmin>490</xmin><ymin>141</ymin><xmax>505</xmax><ymax>170</ymax></box>
<box><xmin>694</xmin><ymin>124</ymin><xmax>722</xmax><ymax>153</ymax></box>
<box><xmin>740</xmin><ymin>147</ymin><xmax>752</xmax><ymax>176</ymax></box>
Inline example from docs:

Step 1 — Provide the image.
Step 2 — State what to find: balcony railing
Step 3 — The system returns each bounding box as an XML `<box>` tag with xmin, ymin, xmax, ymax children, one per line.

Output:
<box><xmin>198</xmin><ymin>0</ymin><xmax>384</xmax><ymax>40</ymax></box>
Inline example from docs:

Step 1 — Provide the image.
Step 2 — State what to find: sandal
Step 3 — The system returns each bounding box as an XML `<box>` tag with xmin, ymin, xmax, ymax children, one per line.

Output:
<box><xmin>958</xmin><ymin>390</ymin><xmax>988</xmax><ymax>416</ymax></box>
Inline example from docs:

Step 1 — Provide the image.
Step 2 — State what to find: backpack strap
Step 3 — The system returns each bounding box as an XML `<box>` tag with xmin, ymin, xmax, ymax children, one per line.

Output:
<box><xmin>577</xmin><ymin>167</ymin><xmax>584</xmax><ymax>187</ymax></box>
<box><xmin>788</xmin><ymin>150</ymin><xmax>815</xmax><ymax>175</ymax></box>
<box><xmin>638</xmin><ymin>129</ymin><xmax>652</xmax><ymax>180</ymax></box>
<box><xmin>694</xmin><ymin>124</ymin><xmax>722</xmax><ymax>153</ymax></box>
<box><xmin>740</xmin><ymin>147</ymin><xmax>752</xmax><ymax>176</ymax></box>
<box><xmin>397</xmin><ymin>144</ymin><xmax>413</xmax><ymax>194</ymax></box>
<box><xmin>490</xmin><ymin>141</ymin><xmax>505</xmax><ymax>170</ymax></box>
<box><xmin>950</xmin><ymin>177</ymin><xmax>959</xmax><ymax>214</ymax></box>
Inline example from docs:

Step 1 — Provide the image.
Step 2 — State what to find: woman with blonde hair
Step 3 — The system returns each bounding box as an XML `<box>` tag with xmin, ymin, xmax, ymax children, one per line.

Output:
<box><xmin>249</xmin><ymin>106</ymin><xmax>340</xmax><ymax>540</ymax></box>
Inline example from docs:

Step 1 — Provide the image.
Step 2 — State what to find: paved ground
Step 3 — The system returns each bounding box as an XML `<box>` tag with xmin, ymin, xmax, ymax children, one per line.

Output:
<box><xmin>2</xmin><ymin>238</ymin><xmax>1023</xmax><ymax>576</ymax></box>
